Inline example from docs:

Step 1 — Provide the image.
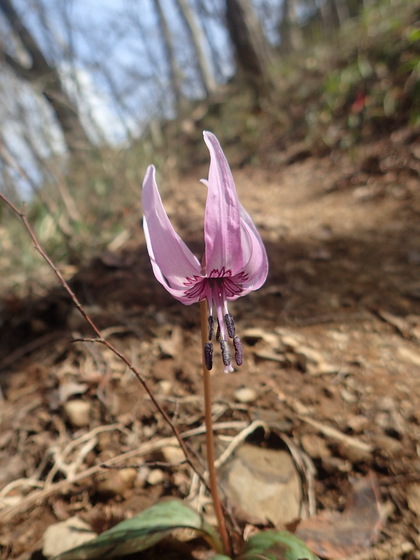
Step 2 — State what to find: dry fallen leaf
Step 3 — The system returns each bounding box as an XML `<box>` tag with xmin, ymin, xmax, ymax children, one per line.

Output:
<box><xmin>296</xmin><ymin>472</ymin><xmax>387</xmax><ymax>559</ymax></box>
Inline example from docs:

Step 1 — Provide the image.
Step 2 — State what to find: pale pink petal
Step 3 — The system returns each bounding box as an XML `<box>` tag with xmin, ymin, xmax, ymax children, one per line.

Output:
<box><xmin>238</xmin><ymin>204</ymin><xmax>269</xmax><ymax>294</ymax></box>
<box><xmin>142</xmin><ymin>165</ymin><xmax>202</xmax><ymax>304</ymax></box>
<box><xmin>203</xmin><ymin>131</ymin><xmax>244</xmax><ymax>274</ymax></box>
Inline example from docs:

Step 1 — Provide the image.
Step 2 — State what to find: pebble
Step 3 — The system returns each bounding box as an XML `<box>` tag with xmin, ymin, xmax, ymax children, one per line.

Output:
<box><xmin>95</xmin><ymin>467</ymin><xmax>137</xmax><ymax>498</ymax></box>
<box><xmin>161</xmin><ymin>445</ymin><xmax>185</xmax><ymax>465</ymax></box>
<box><xmin>301</xmin><ymin>434</ymin><xmax>331</xmax><ymax>459</ymax></box>
<box><xmin>234</xmin><ymin>387</ymin><xmax>257</xmax><ymax>404</ymax></box>
<box><xmin>397</xmin><ymin>346</ymin><xmax>420</xmax><ymax>367</ymax></box>
<box><xmin>147</xmin><ymin>469</ymin><xmax>165</xmax><ymax>485</ymax></box>
<box><xmin>63</xmin><ymin>399</ymin><xmax>91</xmax><ymax>428</ymax></box>
<box><xmin>242</xmin><ymin>328</ymin><xmax>278</xmax><ymax>347</ymax></box>
<box><xmin>43</xmin><ymin>517</ymin><xmax>96</xmax><ymax>558</ymax></box>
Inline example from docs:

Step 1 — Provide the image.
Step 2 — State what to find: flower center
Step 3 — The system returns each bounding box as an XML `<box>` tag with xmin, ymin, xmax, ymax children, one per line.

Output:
<box><xmin>183</xmin><ymin>269</ymin><xmax>246</xmax><ymax>373</ymax></box>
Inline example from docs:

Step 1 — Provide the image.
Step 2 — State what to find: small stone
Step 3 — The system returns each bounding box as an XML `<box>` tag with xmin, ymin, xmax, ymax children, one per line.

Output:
<box><xmin>406</xmin><ymin>484</ymin><xmax>420</xmax><ymax>515</ymax></box>
<box><xmin>347</xmin><ymin>415</ymin><xmax>369</xmax><ymax>434</ymax></box>
<box><xmin>43</xmin><ymin>517</ymin><xmax>96</xmax><ymax>558</ymax></box>
<box><xmin>372</xmin><ymin>434</ymin><xmax>403</xmax><ymax>456</ymax></box>
<box><xmin>242</xmin><ymin>328</ymin><xmax>278</xmax><ymax>347</ymax></box>
<box><xmin>234</xmin><ymin>387</ymin><xmax>257</xmax><ymax>404</ymax></box>
<box><xmin>301</xmin><ymin>434</ymin><xmax>331</xmax><ymax>459</ymax></box>
<box><xmin>63</xmin><ymin>399</ymin><xmax>91</xmax><ymax>428</ymax></box>
<box><xmin>95</xmin><ymin>468</ymin><xmax>137</xmax><ymax>498</ymax></box>
<box><xmin>147</xmin><ymin>469</ymin><xmax>165</xmax><ymax>485</ymax></box>
<box><xmin>161</xmin><ymin>445</ymin><xmax>185</xmax><ymax>465</ymax></box>
<box><xmin>158</xmin><ymin>380</ymin><xmax>173</xmax><ymax>395</ymax></box>
<box><xmin>280</xmin><ymin>335</ymin><xmax>302</xmax><ymax>349</ymax></box>
<box><xmin>397</xmin><ymin>346</ymin><xmax>420</xmax><ymax>367</ymax></box>
<box><xmin>295</xmin><ymin>346</ymin><xmax>324</xmax><ymax>371</ymax></box>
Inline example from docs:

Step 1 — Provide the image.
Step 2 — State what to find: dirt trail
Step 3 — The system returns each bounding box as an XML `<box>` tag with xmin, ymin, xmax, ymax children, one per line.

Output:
<box><xmin>0</xmin><ymin>134</ymin><xmax>419</xmax><ymax>558</ymax></box>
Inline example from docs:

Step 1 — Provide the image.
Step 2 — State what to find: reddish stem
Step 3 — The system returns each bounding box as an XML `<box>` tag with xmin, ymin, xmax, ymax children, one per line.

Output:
<box><xmin>200</xmin><ymin>300</ymin><xmax>231</xmax><ymax>556</ymax></box>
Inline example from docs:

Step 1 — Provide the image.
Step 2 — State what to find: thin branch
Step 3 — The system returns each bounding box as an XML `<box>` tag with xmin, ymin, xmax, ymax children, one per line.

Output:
<box><xmin>0</xmin><ymin>191</ymin><xmax>203</xmax><ymax>485</ymax></box>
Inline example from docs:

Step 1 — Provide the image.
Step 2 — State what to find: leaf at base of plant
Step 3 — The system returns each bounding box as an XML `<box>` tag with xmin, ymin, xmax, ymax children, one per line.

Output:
<box><xmin>52</xmin><ymin>499</ymin><xmax>223</xmax><ymax>560</ymax></box>
<box><xmin>237</xmin><ymin>530</ymin><xmax>320</xmax><ymax>560</ymax></box>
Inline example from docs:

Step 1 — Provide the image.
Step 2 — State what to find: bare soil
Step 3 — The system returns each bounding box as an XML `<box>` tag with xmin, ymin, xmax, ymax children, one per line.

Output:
<box><xmin>0</xmin><ymin>128</ymin><xmax>419</xmax><ymax>559</ymax></box>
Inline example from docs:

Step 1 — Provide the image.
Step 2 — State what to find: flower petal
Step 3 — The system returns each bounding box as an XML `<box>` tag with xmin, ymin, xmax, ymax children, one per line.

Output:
<box><xmin>235</xmin><ymin>203</ymin><xmax>269</xmax><ymax>297</ymax></box>
<box><xmin>142</xmin><ymin>165</ymin><xmax>202</xmax><ymax>304</ymax></box>
<box><xmin>203</xmin><ymin>131</ymin><xmax>244</xmax><ymax>274</ymax></box>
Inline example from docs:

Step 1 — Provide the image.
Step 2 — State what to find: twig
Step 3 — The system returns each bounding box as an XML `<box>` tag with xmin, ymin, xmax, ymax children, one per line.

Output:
<box><xmin>45</xmin><ymin>424</ymin><xmax>127</xmax><ymax>485</ymax></box>
<box><xmin>214</xmin><ymin>420</ymin><xmax>268</xmax><ymax>470</ymax></box>
<box><xmin>297</xmin><ymin>415</ymin><xmax>373</xmax><ymax>453</ymax></box>
<box><xmin>0</xmin><ymin>421</ymin><xmax>248</xmax><ymax>524</ymax></box>
<box><xmin>0</xmin><ymin>192</ymin><xmax>201</xmax><ymax>485</ymax></box>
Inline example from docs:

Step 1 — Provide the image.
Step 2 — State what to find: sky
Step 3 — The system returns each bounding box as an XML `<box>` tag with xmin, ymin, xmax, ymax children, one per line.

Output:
<box><xmin>0</xmin><ymin>0</ymin><xmax>284</xmax><ymax>191</ymax></box>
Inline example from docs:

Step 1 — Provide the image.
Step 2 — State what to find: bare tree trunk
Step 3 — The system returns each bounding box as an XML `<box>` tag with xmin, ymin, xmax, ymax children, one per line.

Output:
<box><xmin>0</xmin><ymin>0</ymin><xmax>91</xmax><ymax>154</ymax></box>
<box><xmin>279</xmin><ymin>0</ymin><xmax>304</xmax><ymax>54</ymax></box>
<box><xmin>174</xmin><ymin>0</ymin><xmax>216</xmax><ymax>97</ymax></box>
<box><xmin>152</xmin><ymin>0</ymin><xmax>184</xmax><ymax>113</ymax></box>
<box><xmin>225</xmin><ymin>0</ymin><xmax>273</xmax><ymax>94</ymax></box>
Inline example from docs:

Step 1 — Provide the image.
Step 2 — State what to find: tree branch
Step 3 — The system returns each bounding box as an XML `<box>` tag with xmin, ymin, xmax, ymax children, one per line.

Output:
<box><xmin>0</xmin><ymin>191</ymin><xmax>203</xmax><ymax>485</ymax></box>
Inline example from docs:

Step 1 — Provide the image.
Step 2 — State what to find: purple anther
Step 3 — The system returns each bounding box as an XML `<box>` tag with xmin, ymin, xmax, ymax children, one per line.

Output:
<box><xmin>208</xmin><ymin>316</ymin><xmax>215</xmax><ymax>341</ymax></box>
<box><xmin>220</xmin><ymin>339</ymin><xmax>231</xmax><ymax>367</ymax></box>
<box><xmin>216</xmin><ymin>320</ymin><xmax>221</xmax><ymax>342</ymax></box>
<box><xmin>233</xmin><ymin>335</ymin><xmax>243</xmax><ymax>366</ymax></box>
<box><xmin>224</xmin><ymin>313</ymin><xmax>236</xmax><ymax>338</ymax></box>
<box><xmin>204</xmin><ymin>342</ymin><xmax>213</xmax><ymax>370</ymax></box>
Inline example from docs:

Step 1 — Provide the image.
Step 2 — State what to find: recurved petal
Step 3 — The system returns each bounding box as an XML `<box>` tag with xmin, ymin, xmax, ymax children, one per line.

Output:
<box><xmin>142</xmin><ymin>165</ymin><xmax>202</xmax><ymax>304</ymax></box>
<box><xmin>232</xmin><ymin>204</ymin><xmax>268</xmax><ymax>298</ymax></box>
<box><xmin>203</xmin><ymin>131</ymin><xmax>244</xmax><ymax>274</ymax></box>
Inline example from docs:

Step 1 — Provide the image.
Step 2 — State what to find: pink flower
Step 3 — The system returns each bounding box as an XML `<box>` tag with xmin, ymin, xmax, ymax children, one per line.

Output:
<box><xmin>142</xmin><ymin>131</ymin><xmax>268</xmax><ymax>372</ymax></box>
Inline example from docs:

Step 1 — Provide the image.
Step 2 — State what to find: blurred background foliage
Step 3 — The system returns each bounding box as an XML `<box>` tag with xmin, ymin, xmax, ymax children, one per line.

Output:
<box><xmin>0</xmin><ymin>0</ymin><xmax>418</xmax><ymax>293</ymax></box>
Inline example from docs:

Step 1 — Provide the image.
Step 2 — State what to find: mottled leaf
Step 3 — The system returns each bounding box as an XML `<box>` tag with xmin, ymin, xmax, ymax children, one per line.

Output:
<box><xmin>53</xmin><ymin>499</ymin><xmax>222</xmax><ymax>560</ymax></box>
<box><xmin>237</xmin><ymin>530</ymin><xmax>320</xmax><ymax>560</ymax></box>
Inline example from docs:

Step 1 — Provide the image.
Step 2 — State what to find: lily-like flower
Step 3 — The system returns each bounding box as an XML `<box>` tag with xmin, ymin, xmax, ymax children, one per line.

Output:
<box><xmin>142</xmin><ymin>131</ymin><xmax>268</xmax><ymax>372</ymax></box>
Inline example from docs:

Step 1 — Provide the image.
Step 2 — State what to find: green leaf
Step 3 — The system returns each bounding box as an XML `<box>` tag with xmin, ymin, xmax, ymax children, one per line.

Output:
<box><xmin>53</xmin><ymin>499</ymin><xmax>223</xmax><ymax>560</ymax></box>
<box><xmin>237</xmin><ymin>530</ymin><xmax>320</xmax><ymax>560</ymax></box>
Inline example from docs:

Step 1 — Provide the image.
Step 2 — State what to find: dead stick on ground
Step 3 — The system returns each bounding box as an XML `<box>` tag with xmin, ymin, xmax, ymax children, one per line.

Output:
<box><xmin>0</xmin><ymin>192</ymin><xmax>202</xmax><ymax>484</ymax></box>
<box><xmin>298</xmin><ymin>414</ymin><xmax>373</xmax><ymax>453</ymax></box>
<box><xmin>0</xmin><ymin>421</ymin><xmax>248</xmax><ymax>525</ymax></box>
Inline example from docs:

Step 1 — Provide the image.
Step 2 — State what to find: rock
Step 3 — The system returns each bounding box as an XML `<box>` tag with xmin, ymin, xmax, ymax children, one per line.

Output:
<box><xmin>301</xmin><ymin>434</ymin><xmax>331</xmax><ymax>459</ymax></box>
<box><xmin>63</xmin><ymin>399</ymin><xmax>91</xmax><ymax>428</ymax></box>
<box><xmin>397</xmin><ymin>346</ymin><xmax>420</xmax><ymax>367</ymax></box>
<box><xmin>147</xmin><ymin>469</ymin><xmax>165</xmax><ymax>486</ymax></box>
<box><xmin>95</xmin><ymin>468</ymin><xmax>137</xmax><ymax>498</ymax></box>
<box><xmin>234</xmin><ymin>387</ymin><xmax>257</xmax><ymax>404</ymax></box>
<box><xmin>161</xmin><ymin>445</ymin><xmax>185</xmax><ymax>464</ymax></box>
<box><xmin>43</xmin><ymin>517</ymin><xmax>96</xmax><ymax>558</ymax></box>
<box><xmin>242</xmin><ymin>328</ymin><xmax>278</xmax><ymax>347</ymax></box>
<box><xmin>59</xmin><ymin>382</ymin><xmax>88</xmax><ymax>403</ymax></box>
<box><xmin>219</xmin><ymin>443</ymin><xmax>302</xmax><ymax>526</ymax></box>
<box><xmin>295</xmin><ymin>346</ymin><xmax>338</xmax><ymax>376</ymax></box>
<box><xmin>158</xmin><ymin>380</ymin><xmax>173</xmax><ymax>395</ymax></box>
<box><xmin>406</xmin><ymin>484</ymin><xmax>420</xmax><ymax>515</ymax></box>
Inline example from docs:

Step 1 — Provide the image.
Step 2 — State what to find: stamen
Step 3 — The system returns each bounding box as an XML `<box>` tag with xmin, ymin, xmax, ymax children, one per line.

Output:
<box><xmin>220</xmin><ymin>340</ymin><xmax>231</xmax><ymax>367</ymax></box>
<box><xmin>208</xmin><ymin>316</ymin><xmax>215</xmax><ymax>341</ymax></box>
<box><xmin>233</xmin><ymin>336</ymin><xmax>243</xmax><ymax>366</ymax></box>
<box><xmin>224</xmin><ymin>313</ymin><xmax>235</xmax><ymax>338</ymax></box>
<box><xmin>204</xmin><ymin>342</ymin><xmax>213</xmax><ymax>370</ymax></box>
<box><xmin>215</xmin><ymin>320</ymin><xmax>220</xmax><ymax>342</ymax></box>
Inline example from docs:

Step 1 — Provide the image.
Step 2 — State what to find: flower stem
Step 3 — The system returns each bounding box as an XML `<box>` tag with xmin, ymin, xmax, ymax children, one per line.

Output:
<box><xmin>200</xmin><ymin>300</ymin><xmax>231</xmax><ymax>557</ymax></box>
